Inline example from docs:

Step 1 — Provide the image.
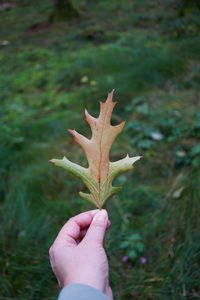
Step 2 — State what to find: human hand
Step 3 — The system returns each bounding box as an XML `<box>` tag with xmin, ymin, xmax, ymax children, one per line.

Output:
<box><xmin>49</xmin><ymin>209</ymin><xmax>113</xmax><ymax>299</ymax></box>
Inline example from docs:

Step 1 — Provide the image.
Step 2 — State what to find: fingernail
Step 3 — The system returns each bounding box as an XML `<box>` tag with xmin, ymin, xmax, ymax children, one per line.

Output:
<box><xmin>94</xmin><ymin>210</ymin><xmax>107</xmax><ymax>222</ymax></box>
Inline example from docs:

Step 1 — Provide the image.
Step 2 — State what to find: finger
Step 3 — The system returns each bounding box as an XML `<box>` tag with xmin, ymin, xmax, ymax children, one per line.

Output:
<box><xmin>79</xmin><ymin>219</ymin><xmax>111</xmax><ymax>241</ymax></box>
<box><xmin>84</xmin><ymin>209</ymin><xmax>108</xmax><ymax>245</ymax></box>
<box><xmin>80</xmin><ymin>219</ymin><xmax>111</xmax><ymax>235</ymax></box>
<box><xmin>54</xmin><ymin>210</ymin><xmax>99</xmax><ymax>246</ymax></box>
<box><xmin>80</xmin><ymin>228</ymin><xmax>88</xmax><ymax>239</ymax></box>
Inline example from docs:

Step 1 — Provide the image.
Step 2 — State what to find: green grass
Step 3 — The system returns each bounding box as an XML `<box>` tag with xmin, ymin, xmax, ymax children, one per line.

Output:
<box><xmin>0</xmin><ymin>0</ymin><xmax>200</xmax><ymax>299</ymax></box>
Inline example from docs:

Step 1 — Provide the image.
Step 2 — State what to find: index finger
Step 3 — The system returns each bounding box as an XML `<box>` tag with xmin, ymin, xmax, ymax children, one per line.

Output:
<box><xmin>54</xmin><ymin>209</ymin><xmax>99</xmax><ymax>246</ymax></box>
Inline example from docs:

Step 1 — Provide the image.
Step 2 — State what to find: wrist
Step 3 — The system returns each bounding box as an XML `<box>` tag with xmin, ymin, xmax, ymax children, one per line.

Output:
<box><xmin>62</xmin><ymin>272</ymin><xmax>106</xmax><ymax>293</ymax></box>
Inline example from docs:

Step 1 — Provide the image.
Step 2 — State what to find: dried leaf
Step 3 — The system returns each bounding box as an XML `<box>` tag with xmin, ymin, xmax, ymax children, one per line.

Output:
<box><xmin>172</xmin><ymin>186</ymin><xmax>185</xmax><ymax>199</ymax></box>
<box><xmin>50</xmin><ymin>91</ymin><xmax>141</xmax><ymax>208</ymax></box>
<box><xmin>144</xmin><ymin>277</ymin><xmax>164</xmax><ymax>282</ymax></box>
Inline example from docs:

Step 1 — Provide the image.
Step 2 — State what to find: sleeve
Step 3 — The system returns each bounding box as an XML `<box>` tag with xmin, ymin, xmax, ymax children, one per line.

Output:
<box><xmin>58</xmin><ymin>283</ymin><xmax>111</xmax><ymax>300</ymax></box>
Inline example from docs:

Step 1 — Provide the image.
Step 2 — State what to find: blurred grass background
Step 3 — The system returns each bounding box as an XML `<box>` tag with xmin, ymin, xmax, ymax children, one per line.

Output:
<box><xmin>0</xmin><ymin>0</ymin><xmax>200</xmax><ymax>299</ymax></box>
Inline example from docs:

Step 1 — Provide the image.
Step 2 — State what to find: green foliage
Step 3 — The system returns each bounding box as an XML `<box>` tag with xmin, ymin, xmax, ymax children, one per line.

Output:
<box><xmin>0</xmin><ymin>0</ymin><xmax>200</xmax><ymax>299</ymax></box>
<box><xmin>119</xmin><ymin>233</ymin><xmax>145</xmax><ymax>260</ymax></box>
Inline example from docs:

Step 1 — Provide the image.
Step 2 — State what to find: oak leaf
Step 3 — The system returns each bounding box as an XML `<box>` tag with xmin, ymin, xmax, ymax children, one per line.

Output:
<box><xmin>50</xmin><ymin>91</ymin><xmax>141</xmax><ymax>208</ymax></box>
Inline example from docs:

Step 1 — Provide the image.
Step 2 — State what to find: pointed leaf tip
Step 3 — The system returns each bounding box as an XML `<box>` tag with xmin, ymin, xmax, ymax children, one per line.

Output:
<box><xmin>107</xmin><ymin>90</ymin><xmax>114</xmax><ymax>101</ymax></box>
<box><xmin>68</xmin><ymin>129</ymin><xmax>75</xmax><ymax>134</ymax></box>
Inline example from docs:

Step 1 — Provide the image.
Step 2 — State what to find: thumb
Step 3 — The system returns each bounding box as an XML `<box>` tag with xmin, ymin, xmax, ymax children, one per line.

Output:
<box><xmin>84</xmin><ymin>209</ymin><xmax>108</xmax><ymax>245</ymax></box>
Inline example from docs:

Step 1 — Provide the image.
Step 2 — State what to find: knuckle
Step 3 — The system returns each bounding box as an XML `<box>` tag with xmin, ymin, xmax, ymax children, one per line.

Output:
<box><xmin>49</xmin><ymin>244</ymin><xmax>54</xmax><ymax>255</ymax></box>
<box><xmin>67</xmin><ymin>217</ymin><xmax>75</xmax><ymax>227</ymax></box>
<box><xmin>68</xmin><ymin>216</ymin><xmax>74</xmax><ymax>223</ymax></box>
<box><xmin>49</xmin><ymin>243</ymin><xmax>58</xmax><ymax>256</ymax></box>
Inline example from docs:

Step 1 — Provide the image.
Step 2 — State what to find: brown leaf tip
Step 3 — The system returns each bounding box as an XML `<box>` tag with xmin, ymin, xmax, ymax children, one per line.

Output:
<box><xmin>68</xmin><ymin>129</ymin><xmax>75</xmax><ymax>135</ymax></box>
<box><xmin>113</xmin><ymin>120</ymin><xmax>126</xmax><ymax>130</ymax></box>
<box><xmin>68</xmin><ymin>129</ymin><xmax>77</xmax><ymax>142</ymax></box>
<box><xmin>107</xmin><ymin>90</ymin><xmax>117</xmax><ymax>105</ymax></box>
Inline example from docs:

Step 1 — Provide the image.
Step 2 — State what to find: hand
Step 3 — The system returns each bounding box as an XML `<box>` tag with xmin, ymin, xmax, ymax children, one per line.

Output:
<box><xmin>49</xmin><ymin>209</ymin><xmax>113</xmax><ymax>299</ymax></box>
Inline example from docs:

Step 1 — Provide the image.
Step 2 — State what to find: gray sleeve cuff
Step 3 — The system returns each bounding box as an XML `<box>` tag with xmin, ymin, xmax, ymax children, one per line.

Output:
<box><xmin>58</xmin><ymin>283</ymin><xmax>111</xmax><ymax>300</ymax></box>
